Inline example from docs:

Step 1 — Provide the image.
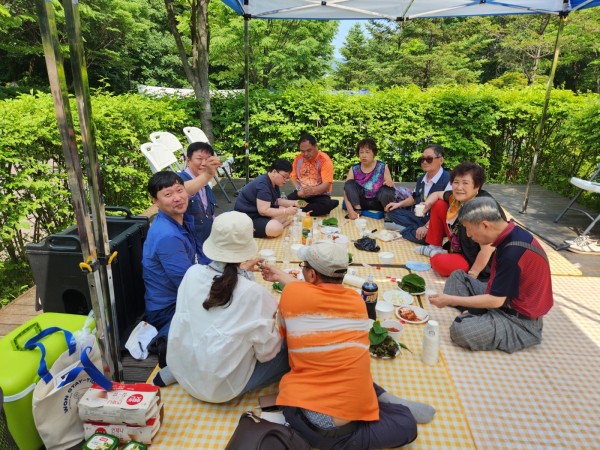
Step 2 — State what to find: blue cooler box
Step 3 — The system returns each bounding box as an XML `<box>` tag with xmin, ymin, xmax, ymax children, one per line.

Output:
<box><xmin>0</xmin><ymin>312</ymin><xmax>91</xmax><ymax>450</ymax></box>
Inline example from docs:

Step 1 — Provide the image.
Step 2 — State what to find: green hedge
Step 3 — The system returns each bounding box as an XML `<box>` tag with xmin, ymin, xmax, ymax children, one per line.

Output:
<box><xmin>1</xmin><ymin>85</ymin><xmax>599</xmax><ymax>306</ymax></box>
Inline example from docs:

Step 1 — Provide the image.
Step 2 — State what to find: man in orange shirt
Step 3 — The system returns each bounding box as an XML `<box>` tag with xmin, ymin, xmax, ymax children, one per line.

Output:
<box><xmin>287</xmin><ymin>134</ymin><xmax>340</xmax><ymax>216</ymax></box>
<box><xmin>262</xmin><ymin>241</ymin><xmax>422</xmax><ymax>449</ymax></box>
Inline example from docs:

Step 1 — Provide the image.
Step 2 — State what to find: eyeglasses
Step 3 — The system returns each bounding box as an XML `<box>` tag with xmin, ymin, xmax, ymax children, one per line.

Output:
<box><xmin>298</xmin><ymin>261</ymin><xmax>312</xmax><ymax>270</ymax></box>
<box><xmin>419</xmin><ymin>156</ymin><xmax>442</xmax><ymax>164</ymax></box>
<box><xmin>277</xmin><ymin>171</ymin><xmax>291</xmax><ymax>181</ymax></box>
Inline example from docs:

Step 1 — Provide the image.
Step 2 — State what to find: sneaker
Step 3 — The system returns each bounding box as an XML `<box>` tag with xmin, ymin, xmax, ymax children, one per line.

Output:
<box><xmin>567</xmin><ymin>235</ymin><xmax>600</xmax><ymax>254</ymax></box>
<box><xmin>414</xmin><ymin>245</ymin><xmax>446</xmax><ymax>257</ymax></box>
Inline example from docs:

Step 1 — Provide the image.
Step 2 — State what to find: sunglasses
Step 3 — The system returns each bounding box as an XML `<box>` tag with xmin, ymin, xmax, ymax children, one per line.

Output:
<box><xmin>418</xmin><ymin>156</ymin><xmax>442</xmax><ymax>164</ymax></box>
<box><xmin>298</xmin><ymin>261</ymin><xmax>312</xmax><ymax>270</ymax></box>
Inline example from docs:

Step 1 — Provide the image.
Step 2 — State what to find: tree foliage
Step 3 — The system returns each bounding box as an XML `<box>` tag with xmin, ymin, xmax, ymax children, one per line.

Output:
<box><xmin>334</xmin><ymin>11</ymin><xmax>600</xmax><ymax>93</ymax></box>
<box><xmin>209</xmin><ymin>2</ymin><xmax>337</xmax><ymax>89</ymax></box>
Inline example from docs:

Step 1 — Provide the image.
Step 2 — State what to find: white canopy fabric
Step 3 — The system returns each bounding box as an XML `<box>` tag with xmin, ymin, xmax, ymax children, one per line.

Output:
<box><xmin>223</xmin><ymin>0</ymin><xmax>600</xmax><ymax>20</ymax></box>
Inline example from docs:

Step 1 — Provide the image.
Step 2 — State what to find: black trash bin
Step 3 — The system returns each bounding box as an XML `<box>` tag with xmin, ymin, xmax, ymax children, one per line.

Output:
<box><xmin>25</xmin><ymin>207</ymin><xmax>149</xmax><ymax>342</ymax></box>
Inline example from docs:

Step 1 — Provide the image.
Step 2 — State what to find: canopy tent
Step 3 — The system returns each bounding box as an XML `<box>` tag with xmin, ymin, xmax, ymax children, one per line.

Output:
<box><xmin>222</xmin><ymin>0</ymin><xmax>600</xmax><ymax>19</ymax></box>
<box><xmin>223</xmin><ymin>0</ymin><xmax>600</xmax><ymax>212</ymax></box>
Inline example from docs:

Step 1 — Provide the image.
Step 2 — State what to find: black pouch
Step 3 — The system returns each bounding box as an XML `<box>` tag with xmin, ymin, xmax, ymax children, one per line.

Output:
<box><xmin>353</xmin><ymin>237</ymin><xmax>380</xmax><ymax>252</ymax></box>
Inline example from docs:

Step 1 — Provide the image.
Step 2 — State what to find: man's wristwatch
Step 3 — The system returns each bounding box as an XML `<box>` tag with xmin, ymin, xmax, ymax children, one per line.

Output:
<box><xmin>295</xmin><ymin>185</ymin><xmax>302</xmax><ymax>191</ymax></box>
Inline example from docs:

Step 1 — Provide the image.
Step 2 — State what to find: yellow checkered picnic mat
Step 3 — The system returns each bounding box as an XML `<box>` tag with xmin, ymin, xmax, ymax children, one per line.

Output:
<box><xmin>257</xmin><ymin>199</ymin><xmax>581</xmax><ymax>276</ymax></box>
<box><xmin>149</xmin><ymin>266</ymin><xmax>475</xmax><ymax>449</ymax></box>
<box><xmin>434</xmin><ymin>276</ymin><xmax>600</xmax><ymax>449</ymax></box>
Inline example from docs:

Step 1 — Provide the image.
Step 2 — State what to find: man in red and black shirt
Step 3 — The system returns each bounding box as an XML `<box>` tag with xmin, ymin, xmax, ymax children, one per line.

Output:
<box><xmin>429</xmin><ymin>197</ymin><xmax>553</xmax><ymax>353</ymax></box>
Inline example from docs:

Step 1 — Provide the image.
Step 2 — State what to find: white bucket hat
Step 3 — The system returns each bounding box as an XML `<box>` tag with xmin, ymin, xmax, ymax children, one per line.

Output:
<box><xmin>203</xmin><ymin>211</ymin><xmax>258</xmax><ymax>263</ymax></box>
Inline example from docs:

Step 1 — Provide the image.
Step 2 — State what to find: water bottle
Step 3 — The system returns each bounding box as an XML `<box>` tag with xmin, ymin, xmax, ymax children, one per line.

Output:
<box><xmin>361</xmin><ymin>275</ymin><xmax>378</xmax><ymax>320</ymax></box>
<box><xmin>290</xmin><ymin>216</ymin><xmax>299</xmax><ymax>244</ymax></box>
<box><xmin>421</xmin><ymin>320</ymin><xmax>440</xmax><ymax>365</ymax></box>
<box><xmin>282</xmin><ymin>236</ymin><xmax>291</xmax><ymax>264</ymax></box>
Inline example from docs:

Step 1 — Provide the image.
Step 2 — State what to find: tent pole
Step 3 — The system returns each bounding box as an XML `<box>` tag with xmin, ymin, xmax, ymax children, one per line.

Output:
<box><xmin>520</xmin><ymin>13</ymin><xmax>567</xmax><ymax>214</ymax></box>
<box><xmin>62</xmin><ymin>0</ymin><xmax>122</xmax><ymax>380</ymax></box>
<box><xmin>244</xmin><ymin>14</ymin><xmax>250</xmax><ymax>185</ymax></box>
<box><xmin>35</xmin><ymin>0</ymin><xmax>118</xmax><ymax>379</ymax></box>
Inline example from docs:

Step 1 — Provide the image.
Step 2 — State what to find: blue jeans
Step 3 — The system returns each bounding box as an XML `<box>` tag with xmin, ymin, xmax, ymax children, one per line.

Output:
<box><xmin>386</xmin><ymin>208</ymin><xmax>428</xmax><ymax>244</ymax></box>
<box><xmin>281</xmin><ymin>384</ymin><xmax>417</xmax><ymax>450</ymax></box>
<box><xmin>240</xmin><ymin>346</ymin><xmax>290</xmax><ymax>395</ymax></box>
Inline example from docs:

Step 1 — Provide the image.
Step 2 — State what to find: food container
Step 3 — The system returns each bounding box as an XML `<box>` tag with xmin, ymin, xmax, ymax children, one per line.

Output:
<box><xmin>82</xmin><ymin>433</ymin><xmax>120</xmax><ymax>450</ymax></box>
<box><xmin>122</xmin><ymin>441</ymin><xmax>148</xmax><ymax>450</ymax></box>
<box><xmin>375</xmin><ymin>300</ymin><xmax>395</xmax><ymax>320</ymax></box>
<box><xmin>290</xmin><ymin>244</ymin><xmax>303</xmax><ymax>259</ymax></box>
<box><xmin>259</xmin><ymin>249</ymin><xmax>274</xmax><ymax>259</ymax></box>
<box><xmin>381</xmin><ymin>320</ymin><xmax>404</xmax><ymax>342</ymax></box>
<box><xmin>378</xmin><ymin>252</ymin><xmax>394</xmax><ymax>264</ymax></box>
<box><xmin>354</xmin><ymin>218</ymin><xmax>367</xmax><ymax>230</ymax></box>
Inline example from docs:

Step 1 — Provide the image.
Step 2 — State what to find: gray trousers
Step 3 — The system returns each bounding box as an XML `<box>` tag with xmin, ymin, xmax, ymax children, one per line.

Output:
<box><xmin>444</xmin><ymin>270</ymin><xmax>543</xmax><ymax>353</ymax></box>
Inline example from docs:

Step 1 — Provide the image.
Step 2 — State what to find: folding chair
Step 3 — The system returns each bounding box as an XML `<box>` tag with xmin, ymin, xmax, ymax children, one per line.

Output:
<box><xmin>554</xmin><ymin>162</ymin><xmax>600</xmax><ymax>236</ymax></box>
<box><xmin>149</xmin><ymin>131</ymin><xmax>186</xmax><ymax>169</ymax></box>
<box><xmin>140</xmin><ymin>142</ymin><xmax>180</xmax><ymax>173</ymax></box>
<box><xmin>183</xmin><ymin>126</ymin><xmax>210</xmax><ymax>144</ymax></box>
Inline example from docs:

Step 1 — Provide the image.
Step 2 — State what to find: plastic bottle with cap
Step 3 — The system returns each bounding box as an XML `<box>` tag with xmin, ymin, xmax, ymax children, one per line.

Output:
<box><xmin>421</xmin><ymin>320</ymin><xmax>440</xmax><ymax>365</ymax></box>
<box><xmin>361</xmin><ymin>275</ymin><xmax>378</xmax><ymax>320</ymax></box>
<box><xmin>282</xmin><ymin>236</ymin><xmax>291</xmax><ymax>264</ymax></box>
<box><xmin>301</xmin><ymin>213</ymin><xmax>312</xmax><ymax>245</ymax></box>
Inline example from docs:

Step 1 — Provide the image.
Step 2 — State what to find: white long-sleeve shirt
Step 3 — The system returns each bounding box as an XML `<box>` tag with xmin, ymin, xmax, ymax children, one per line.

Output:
<box><xmin>167</xmin><ymin>264</ymin><xmax>281</xmax><ymax>403</ymax></box>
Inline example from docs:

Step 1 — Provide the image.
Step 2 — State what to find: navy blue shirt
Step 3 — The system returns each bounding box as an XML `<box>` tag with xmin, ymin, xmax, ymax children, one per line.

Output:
<box><xmin>142</xmin><ymin>210</ymin><xmax>208</xmax><ymax>313</ymax></box>
<box><xmin>234</xmin><ymin>173</ymin><xmax>280</xmax><ymax>219</ymax></box>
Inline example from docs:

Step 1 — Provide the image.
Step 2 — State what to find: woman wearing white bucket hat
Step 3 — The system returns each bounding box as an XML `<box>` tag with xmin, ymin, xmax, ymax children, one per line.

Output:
<box><xmin>163</xmin><ymin>211</ymin><xmax>289</xmax><ymax>403</ymax></box>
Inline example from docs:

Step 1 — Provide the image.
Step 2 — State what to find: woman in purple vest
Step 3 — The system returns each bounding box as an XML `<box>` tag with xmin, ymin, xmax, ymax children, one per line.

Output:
<box><xmin>343</xmin><ymin>138</ymin><xmax>396</xmax><ymax>220</ymax></box>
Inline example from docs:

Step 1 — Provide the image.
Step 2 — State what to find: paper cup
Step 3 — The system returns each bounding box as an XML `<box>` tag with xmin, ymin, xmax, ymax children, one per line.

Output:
<box><xmin>414</xmin><ymin>204</ymin><xmax>426</xmax><ymax>217</ymax></box>
<box><xmin>375</xmin><ymin>300</ymin><xmax>395</xmax><ymax>321</ymax></box>
<box><xmin>259</xmin><ymin>249</ymin><xmax>274</xmax><ymax>259</ymax></box>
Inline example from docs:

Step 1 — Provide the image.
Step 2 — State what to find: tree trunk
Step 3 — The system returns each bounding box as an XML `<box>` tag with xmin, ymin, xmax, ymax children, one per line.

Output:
<box><xmin>164</xmin><ymin>0</ymin><xmax>214</xmax><ymax>142</ymax></box>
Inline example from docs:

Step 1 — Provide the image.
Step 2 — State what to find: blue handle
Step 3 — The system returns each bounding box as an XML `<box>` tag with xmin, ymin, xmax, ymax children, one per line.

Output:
<box><xmin>25</xmin><ymin>327</ymin><xmax>76</xmax><ymax>383</ymax></box>
<box><xmin>57</xmin><ymin>346</ymin><xmax>113</xmax><ymax>392</ymax></box>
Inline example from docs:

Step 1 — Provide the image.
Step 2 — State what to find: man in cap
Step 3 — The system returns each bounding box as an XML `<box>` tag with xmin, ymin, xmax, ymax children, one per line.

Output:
<box><xmin>262</xmin><ymin>241</ymin><xmax>432</xmax><ymax>449</ymax></box>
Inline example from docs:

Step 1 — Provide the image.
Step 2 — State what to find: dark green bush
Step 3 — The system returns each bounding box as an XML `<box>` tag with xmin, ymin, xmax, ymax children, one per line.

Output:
<box><xmin>1</xmin><ymin>85</ymin><xmax>598</xmax><ymax>306</ymax></box>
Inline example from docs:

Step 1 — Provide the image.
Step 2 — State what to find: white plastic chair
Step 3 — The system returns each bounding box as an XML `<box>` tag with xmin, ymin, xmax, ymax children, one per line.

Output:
<box><xmin>140</xmin><ymin>142</ymin><xmax>180</xmax><ymax>174</ymax></box>
<box><xmin>554</xmin><ymin>162</ymin><xmax>600</xmax><ymax>236</ymax></box>
<box><xmin>149</xmin><ymin>131</ymin><xmax>186</xmax><ymax>168</ymax></box>
<box><xmin>183</xmin><ymin>126</ymin><xmax>210</xmax><ymax>144</ymax></box>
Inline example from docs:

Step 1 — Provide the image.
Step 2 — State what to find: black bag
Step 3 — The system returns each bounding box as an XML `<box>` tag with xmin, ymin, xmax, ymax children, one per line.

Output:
<box><xmin>353</xmin><ymin>236</ymin><xmax>380</xmax><ymax>252</ymax></box>
<box><xmin>225</xmin><ymin>411</ymin><xmax>310</xmax><ymax>450</ymax></box>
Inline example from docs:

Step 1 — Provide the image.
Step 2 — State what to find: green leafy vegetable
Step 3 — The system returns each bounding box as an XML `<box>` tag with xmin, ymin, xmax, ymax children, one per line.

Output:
<box><xmin>296</xmin><ymin>200</ymin><xmax>307</xmax><ymax>207</ymax></box>
<box><xmin>399</xmin><ymin>274</ymin><xmax>426</xmax><ymax>293</ymax></box>
<box><xmin>322</xmin><ymin>217</ymin><xmax>338</xmax><ymax>227</ymax></box>
<box><xmin>272</xmin><ymin>282</ymin><xmax>284</xmax><ymax>292</ymax></box>
<box><xmin>369</xmin><ymin>336</ymin><xmax>400</xmax><ymax>358</ymax></box>
<box><xmin>348</xmin><ymin>252</ymin><xmax>353</xmax><ymax>264</ymax></box>
<box><xmin>368</xmin><ymin>320</ymin><xmax>388</xmax><ymax>345</ymax></box>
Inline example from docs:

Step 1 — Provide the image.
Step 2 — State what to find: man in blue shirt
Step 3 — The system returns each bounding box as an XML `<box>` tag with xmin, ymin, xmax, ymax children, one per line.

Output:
<box><xmin>178</xmin><ymin>142</ymin><xmax>220</xmax><ymax>246</ymax></box>
<box><xmin>384</xmin><ymin>144</ymin><xmax>450</xmax><ymax>243</ymax></box>
<box><xmin>142</xmin><ymin>171</ymin><xmax>213</xmax><ymax>349</ymax></box>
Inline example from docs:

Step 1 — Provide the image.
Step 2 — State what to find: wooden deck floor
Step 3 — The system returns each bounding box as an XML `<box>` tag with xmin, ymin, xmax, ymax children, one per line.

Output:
<box><xmin>1</xmin><ymin>181</ymin><xmax>598</xmax><ymax>383</ymax></box>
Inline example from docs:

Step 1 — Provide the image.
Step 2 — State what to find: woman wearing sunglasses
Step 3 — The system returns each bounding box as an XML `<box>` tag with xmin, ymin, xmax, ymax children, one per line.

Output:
<box><xmin>343</xmin><ymin>138</ymin><xmax>396</xmax><ymax>220</ymax></box>
<box><xmin>415</xmin><ymin>162</ymin><xmax>506</xmax><ymax>282</ymax></box>
<box><xmin>384</xmin><ymin>144</ymin><xmax>450</xmax><ymax>243</ymax></box>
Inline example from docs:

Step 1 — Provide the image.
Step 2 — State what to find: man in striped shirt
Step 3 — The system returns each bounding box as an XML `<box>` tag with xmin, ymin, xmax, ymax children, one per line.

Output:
<box><xmin>262</xmin><ymin>241</ymin><xmax>420</xmax><ymax>449</ymax></box>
